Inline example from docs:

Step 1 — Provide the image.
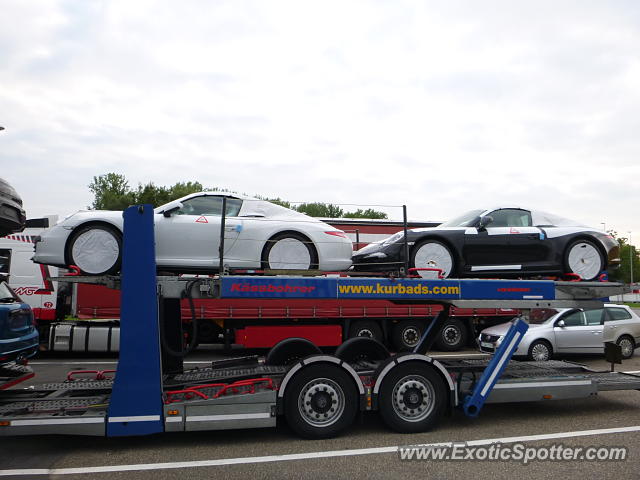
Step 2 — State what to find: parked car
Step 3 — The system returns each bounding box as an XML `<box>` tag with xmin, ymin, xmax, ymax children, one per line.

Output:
<box><xmin>0</xmin><ymin>274</ymin><xmax>38</xmax><ymax>367</ymax></box>
<box><xmin>0</xmin><ymin>177</ymin><xmax>26</xmax><ymax>238</ymax></box>
<box><xmin>352</xmin><ymin>207</ymin><xmax>620</xmax><ymax>281</ymax></box>
<box><xmin>478</xmin><ymin>305</ymin><xmax>640</xmax><ymax>360</ymax></box>
<box><xmin>32</xmin><ymin>193</ymin><xmax>353</xmax><ymax>275</ymax></box>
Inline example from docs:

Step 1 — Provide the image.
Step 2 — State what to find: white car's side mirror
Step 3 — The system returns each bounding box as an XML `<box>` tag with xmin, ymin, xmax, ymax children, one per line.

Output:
<box><xmin>162</xmin><ymin>202</ymin><xmax>183</xmax><ymax>217</ymax></box>
<box><xmin>557</xmin><ymin>320</ymin><xmax>566</xmax><ymax>328</ymax></box>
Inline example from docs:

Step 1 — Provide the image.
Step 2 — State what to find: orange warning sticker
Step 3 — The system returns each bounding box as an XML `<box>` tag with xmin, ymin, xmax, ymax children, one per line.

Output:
<box><xmin>195</xmin><ymin>216</ymin><xmax>208</xmax><ymax>223</ymax></box>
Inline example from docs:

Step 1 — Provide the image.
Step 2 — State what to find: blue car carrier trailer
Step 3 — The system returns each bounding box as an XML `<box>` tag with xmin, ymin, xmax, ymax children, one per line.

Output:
<box><xmin>1</xmin><ymin>205</ymin><xmax>639</xmax><ymax>439</ymax></box>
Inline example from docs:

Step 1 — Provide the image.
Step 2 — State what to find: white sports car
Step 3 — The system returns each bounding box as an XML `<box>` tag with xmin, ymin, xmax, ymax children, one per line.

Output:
<box><xmin>33</xmin><ymin>193</ymin><xmax>354</xmax><ymax>275</ymax></box>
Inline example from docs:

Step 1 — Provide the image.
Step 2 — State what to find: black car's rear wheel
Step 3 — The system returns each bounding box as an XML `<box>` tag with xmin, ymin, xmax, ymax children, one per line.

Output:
<box><xmin>410</xmin><ymin>240</ymin><xmax>454</xmax><ymax>278</ymax></box>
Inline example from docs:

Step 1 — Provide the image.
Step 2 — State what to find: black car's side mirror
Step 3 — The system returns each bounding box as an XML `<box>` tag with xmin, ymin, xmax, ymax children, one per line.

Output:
<box><xmin>478</xmin><ymin>215</ymin><xmax>493</xmax><ymax>230</ymax></box>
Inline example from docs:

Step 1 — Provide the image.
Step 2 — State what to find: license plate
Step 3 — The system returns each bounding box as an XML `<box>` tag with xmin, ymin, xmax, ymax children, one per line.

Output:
<box><xmin>481</xmin><ymin>342</ymin><xmax>494</xmax><ymax>348</ymax></box>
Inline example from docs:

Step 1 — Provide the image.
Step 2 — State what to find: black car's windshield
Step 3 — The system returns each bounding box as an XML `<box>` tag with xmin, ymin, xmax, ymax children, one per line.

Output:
<box><xmin>439</xmin><ymin>210</ymin><xmax>484</xmax><ymax>227</ymax></box>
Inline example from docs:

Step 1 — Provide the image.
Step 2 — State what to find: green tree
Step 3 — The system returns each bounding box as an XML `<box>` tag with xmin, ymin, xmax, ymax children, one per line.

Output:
<box><xmin>343</xmin><ymin>208</ymin><xmax>388</xmax><ymax>219</ymax></box>
<box><xmin>296</xmin><ymin>202</ymin><xmax>344</xmax><ymax>218</ymax></box>
<box><xmin>89</xmin><ymin>173</ymin><xmax>204</xmax><ymax>210</ymax></box>
<box><xmin>88</xmin><ymin>173</ymin><xmax>135</xmax><ymax>210</ymax></box>
<box><xmin>606</xmin><ymin>233</ymin><xmax>639</xmax><ymax>284</ymax></box>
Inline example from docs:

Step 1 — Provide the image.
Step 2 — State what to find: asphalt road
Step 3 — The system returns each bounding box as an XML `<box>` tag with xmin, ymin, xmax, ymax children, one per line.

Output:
<box><xmin>1</xmin><ymin>347</ymin><xmax>640</xmax><ymax>480</ymax></box>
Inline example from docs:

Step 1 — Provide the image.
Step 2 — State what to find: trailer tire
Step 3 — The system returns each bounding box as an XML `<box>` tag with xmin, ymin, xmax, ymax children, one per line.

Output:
<box><xmin>265</xmin><ymin>338</ymin><xmax>321</xmax><ymax>366</ymax></box>
<box><xmin>435</xmin><ymin>318</ymin><xmax>468</xmax><ymax>351</ymax></box>
<box><xmin>392</xmin><ymin>320</ymin><xmax>424</xmax><ymax>351</ymax></box>
<box><xmin>348</xmin><ymin>320</ymin><xmax>384</xmax><ymax>343</ymax></box>
<box><xmin>378</xmin><ymin>361</ymin><xmax>447</xmax><ymax>433</ymax></box>
<box><xmin>284</xmin><ymin>364</ymin><xmax>358</xmax><ymax>439</ymax></box>
<box><xmin>335</xmin><ymin>337</ymin><xmax>390</xmax><ymax>363</ymax></box>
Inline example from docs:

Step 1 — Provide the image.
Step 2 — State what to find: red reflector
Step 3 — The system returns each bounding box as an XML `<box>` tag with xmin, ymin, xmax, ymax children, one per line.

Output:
<box><xmin>0</xmin><ymin>356</ymin><xmax>8</xmax><ymax>362</ymax></box>
<box><xmin>325</xmin><ymin>231</ymin><xmax>348</xmax><ymax>238</ymax></box>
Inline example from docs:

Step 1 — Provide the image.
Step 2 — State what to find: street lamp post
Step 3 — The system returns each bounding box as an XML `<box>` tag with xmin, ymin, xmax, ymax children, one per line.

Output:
<box><xmin>629</xmin><ymin>232</ymin><xmax>634</xmax><ymax>288</ymax></box>
<box><xmin>601</xmin><ymin>222</ymin><xmax>606</xmax><ymax>232</ymax></box>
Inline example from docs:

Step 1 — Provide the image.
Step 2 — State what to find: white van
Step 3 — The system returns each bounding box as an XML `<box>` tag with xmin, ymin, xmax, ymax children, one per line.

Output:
<box><xmin>0</xmin><ymin>217</ymin><xmax>59</xmax><ymax>322</ymax></box>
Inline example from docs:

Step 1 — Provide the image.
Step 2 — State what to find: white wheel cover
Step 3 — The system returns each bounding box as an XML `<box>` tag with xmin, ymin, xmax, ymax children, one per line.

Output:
<box><xmin>71</xmin><ymin>229</ymin><xmax>119</xmax><ymax>274</ymax></box>
<box><xmin>414</xmin><ymin>242</ymin><xmax>453</xmax><ymax>278</ymax></box>
<box><xmin>268</xmin><ymin>238</ymin><xmax>311</xmax><ymax>269</ymax></box>
<box><xmin>567</xmin><ymin>242</ymin><xmax>601</xmax><ymax>280</ymax></box>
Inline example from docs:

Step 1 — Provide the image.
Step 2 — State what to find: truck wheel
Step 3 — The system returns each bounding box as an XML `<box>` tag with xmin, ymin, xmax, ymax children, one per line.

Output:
<box><xmin>435</xmin><ymin>318</ymin><xmax>468</xmax><ymax>351</ymax></box>
<box><xmin>284</xmin><ymin>364</ymin><xmax>358</xmax><ymax>439</ymax></box>
<box><xmin>349</xmin><ymin>320</ymin><xmax>384</xmax><ymax>343</ymax></box>
<box><xmin>195</xmin><ymin>320</ymin><xmax>220</xmax><ymax>344</ymax></box>
<box><xmin>378</xmin><ymin>361</ymin><xmax>447</xmax><ymax>433</ymax></box>
<box><xmin>335</xmin><ymin>337</ymin><xmax>390</xmax><ymax>363</ymax></box>
<box><xmin>265</xmin><ymin>338</ymin><xmax>321</xmax><ymax>366</ymax></box>
<box><xmin>392</xmin><ymin>320</ymin><xmax>424</xmax><ymax>351</ymax></box>
<box><xmin>67</xmin><ymin>224</ymin><xmax>122</xmax><ymax>275</ymax></box>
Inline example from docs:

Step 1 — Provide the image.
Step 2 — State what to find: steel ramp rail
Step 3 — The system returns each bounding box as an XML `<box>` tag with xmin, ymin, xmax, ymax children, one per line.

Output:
<box><xmin>461</xmin><ymin>317</ymin><xmax>529</xmax><ymax>417</ymax></box>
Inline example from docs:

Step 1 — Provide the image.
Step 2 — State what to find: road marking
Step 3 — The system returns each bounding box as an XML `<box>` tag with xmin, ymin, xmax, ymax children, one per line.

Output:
<box><xmin>2</xmin><ymin>425</ymin><xmax>640</xmax><ymax>476</ymax></box>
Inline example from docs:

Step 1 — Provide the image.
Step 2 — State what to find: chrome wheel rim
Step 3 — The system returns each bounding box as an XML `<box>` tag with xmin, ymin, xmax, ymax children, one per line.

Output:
<box><xmin>441</xmin><ymin>325</ymin><xmax>461</xmax><ymax>346</ymax></box>
<box><xmin>298</xmin><ymin>378</ymin><xmax>345</xmax><ymax>427</ymax></box>
<box><xmin>618</xmin><ymin>338</ymin><xmax>634</xmax><ymax>358</ymax></box>
<box><xmin>402</xmin><ymin>327</ymin><xmax>421</xmax><ymax>348</ymax></box>
<box><xmin>391</xmin><ymin>375</ymin><xmax>436</xmax><ymax>422</ymax></box>
<box><xmin>356</xmin><ymin>328</ymin><xmax>374</xmax><ymax>338</ymax></box>
<box><xmin>531</xmin><ymin>343</ymin><xmax>550</xmax><ymax>361</ymax></box>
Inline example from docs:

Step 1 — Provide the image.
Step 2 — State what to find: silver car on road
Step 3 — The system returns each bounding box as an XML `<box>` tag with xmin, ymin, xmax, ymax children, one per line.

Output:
<box><xmin>478</xmin><ymin>304</ymin><xmax>640</xmax><ymax>361</ymax></box>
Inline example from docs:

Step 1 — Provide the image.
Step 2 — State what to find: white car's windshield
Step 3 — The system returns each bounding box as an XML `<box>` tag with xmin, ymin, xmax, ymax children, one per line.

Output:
<box><xmin>440</xmin><ymin>210</ymin><xmax>484</xmax><ymax>227</ymax></box>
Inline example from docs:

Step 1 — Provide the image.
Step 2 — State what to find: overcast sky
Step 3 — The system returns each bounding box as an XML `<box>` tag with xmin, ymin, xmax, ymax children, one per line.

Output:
<box><xmin>1</xmin><ymin>1</ymin><xmax>639</xmax><ymax>238</ymax></box>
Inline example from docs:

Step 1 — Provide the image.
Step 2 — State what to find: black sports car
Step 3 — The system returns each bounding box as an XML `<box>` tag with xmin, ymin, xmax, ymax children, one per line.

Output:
<box><xmin>352</xmin><ymin>207</ymin><xmax>620</xmax><ymax>281</ymax></box>
<box><xmin>0</xmin><ymin>178</ymin><xmax>26</xmax><ymax>238</ymax></box>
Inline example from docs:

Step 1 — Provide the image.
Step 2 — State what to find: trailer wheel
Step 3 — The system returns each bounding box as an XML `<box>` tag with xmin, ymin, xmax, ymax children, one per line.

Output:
<box><xmin>335</xmin><ymin>337</ymin><xmax>390</xmax><ymax>363</ymax></box>
<box><xmin>265</xmin><ymin>338</ymin><xmax>321</xmax><ymax>366</ymax></box>
<box><xmin>435</xmin><ymin>318</ymin><xmax>468</xmax><ymax>351</ymax></box>
<box><xmin>284</xmin><ymin>364</ymin><xmax>358</xmax><ymax>439</ymax></box>
<box><xmin>378</xmin><ymin>361</ymin><xmax>447</xmax><ymax>433</ymax></box>
<box><xmin>392</xmin><ymin>320</ymin><xmax>424</xmax><ymax>351</ymax></box>
<box><xmin>349</xmin><ymin>320</ymin><xmax>384</xmax><ymax>343</ymax></box>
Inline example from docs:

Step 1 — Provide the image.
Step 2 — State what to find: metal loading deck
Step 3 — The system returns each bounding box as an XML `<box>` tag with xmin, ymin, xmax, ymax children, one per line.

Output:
<box><xmin>0</xmin><ymin>204</ymin><xmax>637</xmax><ymax>439</ymax></box>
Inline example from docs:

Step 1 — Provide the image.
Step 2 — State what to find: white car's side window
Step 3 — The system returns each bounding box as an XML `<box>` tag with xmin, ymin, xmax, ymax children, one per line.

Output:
<box><xmin>177</xmin><ymin>197</ymin><xmax>242</xmax><ymax>217</ymax></box>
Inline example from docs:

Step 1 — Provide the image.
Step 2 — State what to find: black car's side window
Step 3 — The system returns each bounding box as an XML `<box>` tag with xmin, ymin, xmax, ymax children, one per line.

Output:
<box><xmin>487</xmin><ymin>209</ymin><xmax>532</xmax><ymax>228</ymax></box>
<box><xmin>560</xmin><ymin>311</ymin><xmax>586</xmax><ymax>327</ymax></box>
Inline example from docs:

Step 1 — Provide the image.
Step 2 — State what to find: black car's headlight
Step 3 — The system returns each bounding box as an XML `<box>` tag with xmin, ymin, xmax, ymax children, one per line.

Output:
<box><xmin>381</xmin><ymin>232</ymin><xmax>405</xmax><ymax>246</ymax></box>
